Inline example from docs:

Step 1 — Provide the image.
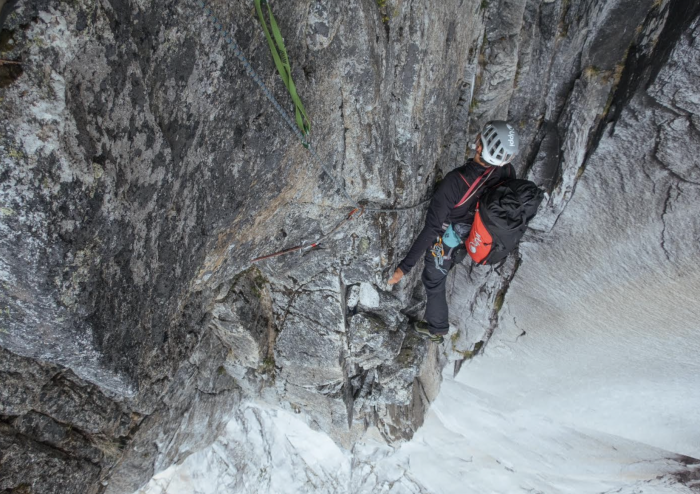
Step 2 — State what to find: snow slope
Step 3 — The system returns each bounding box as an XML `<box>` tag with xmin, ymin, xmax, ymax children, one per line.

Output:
<box><xmin>137</xmin><ymin>373</ymin><xmax>698</xmax><ymax>494</ymax></box>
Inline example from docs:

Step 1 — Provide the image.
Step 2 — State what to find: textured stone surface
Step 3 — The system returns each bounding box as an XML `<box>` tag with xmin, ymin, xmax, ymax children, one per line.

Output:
<box><xmin>458</xmin><ymin>13</ymin><xmax>700</xmax><ymax>460</ymax></box>
<box><xmin>443</xmin><ymin>0</ymin><xmax>696</xmax><ymax>368</ymax></box>
<box><xmin>1</xmin><ymin>0</ymin><xmax>698</xmax><ymax>492</ymax></box>
<box><xmin>0</xmin><ymin>0</ymin><xmax>469</xmax><ymax>490</ymax></box>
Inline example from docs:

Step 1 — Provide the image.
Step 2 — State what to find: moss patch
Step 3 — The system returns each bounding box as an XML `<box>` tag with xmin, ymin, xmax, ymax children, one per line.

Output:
<box><xmin>376</xmin><ymin>0</ymin><xmax>391</xmax><ymax>23</ymax></box>
<box><xmin>358</xmin><ymin>236</ymin><xmax>370</xmax><ymax>255</ymax></box>
<box><xmin>7</xmin><ymin>148</ymin><xmax>24</xmax><ymax>159</ymax></box>
<box><xmin>259</xmin><ymin>356</ymin><xmax>276</xmax><ymax>381</ymax></box>
<box><xmin>251</xmin><ymin>270</ymin><xmax>268</xmax><ymax>299</ymax></box>
<box><xmin>230</xmin><ymin>266</ymin><xmax>269</xmax><ymax>300</ymax></box>
<box><xmin>396</xmin><ymin>346</ymin><xmax>415</xmax><ymax>366</ymax></box>
<box><xmin>493</xmin><ymin>290</ymin><xmax>506</xmax><ymax>314</ymax></box>
<box><xmin>458</xmin><ymin>340</ymin><xmax>485</xmax><ymax>360</ymax></box>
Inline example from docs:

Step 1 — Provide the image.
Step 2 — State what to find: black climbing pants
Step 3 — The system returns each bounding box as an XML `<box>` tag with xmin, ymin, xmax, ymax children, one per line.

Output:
<box><xmin>421</xmin><ymin>248</ymin><xmax>455</xmax><ymax>336</ymax></box>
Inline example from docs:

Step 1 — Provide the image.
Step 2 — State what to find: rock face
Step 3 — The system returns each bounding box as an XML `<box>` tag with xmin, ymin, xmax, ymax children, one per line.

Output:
<box><xmin>0</xmin><ymin>1</ymin><xmax>698</xmax><ymax>493</ymax></box>
<box><xmin>469</xmin><ymin>8</ymin><xmax>700</xmax><ymax>458</ymax></box>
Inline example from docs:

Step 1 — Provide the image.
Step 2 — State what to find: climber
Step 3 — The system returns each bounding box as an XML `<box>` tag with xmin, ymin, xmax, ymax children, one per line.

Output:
<box><xmin>387</xmin><ymin>121</ymin><xmax>519</xmax><ymax>343</ymax></box>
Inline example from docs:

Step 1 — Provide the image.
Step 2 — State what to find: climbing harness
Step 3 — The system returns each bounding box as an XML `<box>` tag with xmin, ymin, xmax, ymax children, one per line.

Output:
<box><xmin>430</xmin><ymin>237</ymin><xmax>448</xmax><ymax>275</ymax></box>
<box><xmin>196</xmin><ymin>1</ymin><xmax>432</xmax><ymax>262</ymax></box>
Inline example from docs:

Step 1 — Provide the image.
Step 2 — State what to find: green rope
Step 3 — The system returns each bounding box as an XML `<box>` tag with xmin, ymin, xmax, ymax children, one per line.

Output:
<box><xmin>254</xmin><ymin>0</ymin><xmax>311</xmax><ymax>139</ymax></box>
<box><xmin>198</xmin><ymin>0</ymin><xmax>430</xmax><ymax>214</ymax></box>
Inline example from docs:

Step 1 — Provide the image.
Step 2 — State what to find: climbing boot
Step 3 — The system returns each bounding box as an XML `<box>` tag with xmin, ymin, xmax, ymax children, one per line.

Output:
<box><xmin>413</xmin><ymin>321</ymin><xmax>445</xmax><ymax>344</ymax></box>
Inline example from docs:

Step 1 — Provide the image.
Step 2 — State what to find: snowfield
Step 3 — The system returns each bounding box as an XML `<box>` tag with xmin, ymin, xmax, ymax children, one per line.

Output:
<box><xmin>137</xmin><ymin>369</ymin><xmax>698</xmax><ymax>494</ymax></box>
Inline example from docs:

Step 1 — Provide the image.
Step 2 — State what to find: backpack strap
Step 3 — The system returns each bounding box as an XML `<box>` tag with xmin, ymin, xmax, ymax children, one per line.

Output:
<box><xmin>454</xmin><ymin>168</ymin><xmax>495</xmax><ymax>208</ymax></box>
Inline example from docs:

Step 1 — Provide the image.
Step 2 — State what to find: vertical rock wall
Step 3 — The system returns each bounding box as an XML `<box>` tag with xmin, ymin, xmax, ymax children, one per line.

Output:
<box><xmin>457</xmin><ymin>2</ymin><xmax>700</xmax><ymax>461</ymax></box>
<box><xmin>445</xmin><ymin>0</ymin><xmax>698</xmax><ymax>368</ymax></box>
<box><xmin>1</xmin><ymin>0</ymin><xmax>698</xmax><ymax>492</ymax></box>
<box><xmin>1</xmin><ymin>0</ymin><xmax>477</xmax><ymax>491</ymax></box>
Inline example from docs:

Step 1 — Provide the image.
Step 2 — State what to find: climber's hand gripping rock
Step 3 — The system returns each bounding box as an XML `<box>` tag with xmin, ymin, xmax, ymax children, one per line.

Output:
<box><xmin>388</xmin><ymin>267</ymin><xmax>404</xmax><ymax>285</ymax></box>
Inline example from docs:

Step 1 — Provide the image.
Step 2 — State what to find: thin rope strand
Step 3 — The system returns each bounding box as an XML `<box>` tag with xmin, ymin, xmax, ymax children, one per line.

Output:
<box><xmin>198</xmin><ymin>1</ymin><xmax>432</xmax><ymax>215</ymax></box>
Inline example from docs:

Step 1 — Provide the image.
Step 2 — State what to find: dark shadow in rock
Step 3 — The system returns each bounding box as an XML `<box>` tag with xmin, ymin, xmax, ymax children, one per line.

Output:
<box><xmin>0</xmin><ymin>27</ymin><xmax>22</xmax><ymax>88</ymax></box>
<box><xmin>527</xmin><ymin>121</ymin><xmax>561</xmax><ymax>196</ymax></box>
<box><xmin>0</xmin><ymin>0</ymin><xmax>18</xmax><ymax>29</ymax></box>
<box><xmin>0</xmin><ymin>61</ymin><xmax>22</xmax><ymax>88</ymax></box>
<box><xmin>400</xmin><ymin>279</ymin><xmax>427</xmax><ymax>322</ymax></box>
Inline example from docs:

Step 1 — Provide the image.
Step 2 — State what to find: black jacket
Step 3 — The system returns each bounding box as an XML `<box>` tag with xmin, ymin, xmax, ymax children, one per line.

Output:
<box><xmin>398</xmin><ymin>161</ymin><xmax>515</xmax><ymax>274</ymax></box>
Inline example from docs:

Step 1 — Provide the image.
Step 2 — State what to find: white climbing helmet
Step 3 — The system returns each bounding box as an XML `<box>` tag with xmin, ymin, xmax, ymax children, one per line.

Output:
<box><xmin>479</xmin><ymin>120</ymin><xmax>519</xmax><ymax>166</ymax></box>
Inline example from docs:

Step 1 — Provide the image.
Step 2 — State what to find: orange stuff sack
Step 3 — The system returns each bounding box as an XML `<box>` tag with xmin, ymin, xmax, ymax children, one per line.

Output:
<box><xmin>466</xmin><ymin>207</ymin><xmax>492</xmax><ymax>264</ymax></box>
<box><xmin>466</xmin><ymin>179</ymin><xmax>544</xmax><ymax>265</ymax></box>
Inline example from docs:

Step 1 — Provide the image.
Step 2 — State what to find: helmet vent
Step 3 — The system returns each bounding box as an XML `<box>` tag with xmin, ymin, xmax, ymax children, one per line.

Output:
<box><xmin>478</xmin><ymin>120</ymin><xmax>519</xmax><ymax>166</ymax></box>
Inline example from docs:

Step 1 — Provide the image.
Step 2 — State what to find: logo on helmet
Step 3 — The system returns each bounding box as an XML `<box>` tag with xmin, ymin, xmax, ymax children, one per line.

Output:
<box><xmin>508</xmin><ymin>129</ymin><xmax>515</xmax><ymax>147</ymax></box>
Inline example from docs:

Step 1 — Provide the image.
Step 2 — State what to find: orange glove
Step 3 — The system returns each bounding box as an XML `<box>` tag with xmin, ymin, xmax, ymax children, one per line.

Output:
<box><xmin>387</xmin><ymin>267</ymin><xmax>404</xmax><ymax>285</ymax></box>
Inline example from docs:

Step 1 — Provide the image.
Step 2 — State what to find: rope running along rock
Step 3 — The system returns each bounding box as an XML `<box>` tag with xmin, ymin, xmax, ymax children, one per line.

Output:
<box><xmin>196</xmin><ymin>1</ymin><xmax>431</xmax><ymax>260</ymax></box>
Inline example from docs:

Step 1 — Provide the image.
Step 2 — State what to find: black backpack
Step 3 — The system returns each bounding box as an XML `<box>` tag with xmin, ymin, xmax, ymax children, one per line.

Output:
<box><xmin>466</xmin><ymin>179</ymin><xmax>544</xmax><ymax>265</ymax></box>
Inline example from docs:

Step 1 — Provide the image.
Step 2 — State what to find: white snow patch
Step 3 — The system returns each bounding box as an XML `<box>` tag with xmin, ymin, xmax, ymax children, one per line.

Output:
<box><xmin>136</xmin><ymin>372</ymin><xmax>697</xmax><ymax>494</ymax></box>
<box><xmin>137</xmin><ymin>404</ymin><xmax>352</xmax><ymax>494</ymax></box>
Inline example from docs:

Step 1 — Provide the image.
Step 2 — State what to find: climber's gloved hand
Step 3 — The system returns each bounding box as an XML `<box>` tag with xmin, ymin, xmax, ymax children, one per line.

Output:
<box><xmin>387</xmin><ymin>267</ymin><xmax>404</xmax><ymax>285</ymax></box>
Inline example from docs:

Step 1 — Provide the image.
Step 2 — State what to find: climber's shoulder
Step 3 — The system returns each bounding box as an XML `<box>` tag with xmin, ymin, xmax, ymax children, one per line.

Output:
<box><xmin>453</xmin><ymin>160</ymin><xmax>510</xmax><ymax>182</ymax></box>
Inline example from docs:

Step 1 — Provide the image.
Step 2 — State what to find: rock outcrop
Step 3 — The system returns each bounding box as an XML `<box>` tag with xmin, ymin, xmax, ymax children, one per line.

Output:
<box><xmin>1</xmin><ymin>0</ymin><xmax>698</xmax><ymax>492</ymax></box>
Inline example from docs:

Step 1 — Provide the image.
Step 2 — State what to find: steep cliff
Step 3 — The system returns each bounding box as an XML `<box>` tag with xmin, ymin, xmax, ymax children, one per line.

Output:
<box><xmin>1</xmin><ymin>0</ymin><xmax>698</xmax><ymax>493</ymax></box>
